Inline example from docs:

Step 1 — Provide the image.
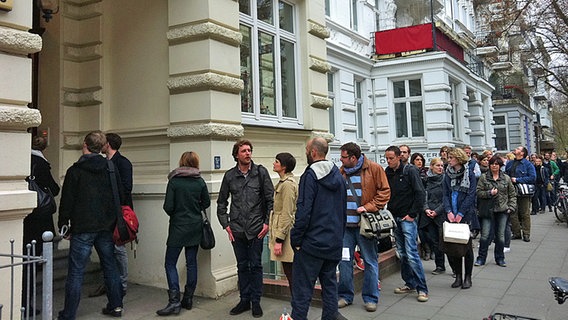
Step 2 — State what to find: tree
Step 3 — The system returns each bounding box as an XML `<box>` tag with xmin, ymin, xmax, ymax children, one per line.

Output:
<box><xmin>551</xmin><ymin>95</ymin><xmax>568</xmax><ymax>158</ymax></box>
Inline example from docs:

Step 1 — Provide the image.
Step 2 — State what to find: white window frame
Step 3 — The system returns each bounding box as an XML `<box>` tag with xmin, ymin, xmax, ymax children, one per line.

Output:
<box><xmin>328</xmin><ymin>72</ymin><xmax>336</xmax><ymax>136</ymax></box>
<box><xmin>355</xmin><ymin>79</ymin><xmax>364</xmax><ymax>140</ymax></box>
<box><xmin>450</xmin><ymin>82</ymin><xmax>460</xmax><ymax>140</ymax></box>
<box><xmin>239</xmin><ymin>0</ymin><xmax>303</xmax><ymax>129</ymax></box>
<box><xmin>350</xmin><ymin>0</ymin><xmax>358</xmax><ymax>30</ymax></box>
<box><xmin>392</xmin><ymin>78</ymin><xmax>425</xmax><ymax>139</ymax></box>
<box><xmin>494</xmin><ymin>114</ymin><xmax>509</xmax><ymax>152</ymax></box>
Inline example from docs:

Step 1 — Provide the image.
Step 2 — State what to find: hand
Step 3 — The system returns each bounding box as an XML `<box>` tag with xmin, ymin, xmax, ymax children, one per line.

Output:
<box><xmin>402</xmin><ymin>215</ymin><xmax>414</xmax><ymax>222</ymax></box>
<box><xmin>273</xmin><ymin>242</ymin><xmax>283</xmax><ymax>256</ymax></box>
<box><xmin>257</xmin><ymin>223</ymin><xmax>269</xmax><ymax>239</ymax></box>
<box><xmin>454</xmin><ymin>214</ymin><xmax>463</xmax><ymax>223</ymax></box>
<box><xmin>447</xmin><ymin>212</ymin><xmax>456</xmax><ymax>222</ymax></box>
<box><xmin>226</xmin><ymin>226</ymin><xmax>235</xmax><ymax>242</ymax></box>
<box><xmin>491</xmin><ymin>188</ymin><xmax>498</xmax><ymax>196</ymax></box>
<box><xmin>551</xmin><ymin>175</ymin><xmax>554</xmax><ymax>180</ymax></box>
<box><xmin>356</xmin><ymin>206</ymin><xmax>367</xmax><ymax>213</ymax></box>
<box><xmin>511</xmin><ymin>177</ymin><xmax>517</xmax><ymax>183</ymax></box>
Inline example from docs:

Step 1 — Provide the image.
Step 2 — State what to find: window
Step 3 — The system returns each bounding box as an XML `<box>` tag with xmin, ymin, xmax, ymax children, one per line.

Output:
<box><xmin>494</xmin><ymin>115</ymin><xmax>509</xmax><ymax>151</ymax></box>
<box><xmin>351</xmin><ymin>0</ymin><xmax>358</xmax><ymax>30</ymax></box>
<box><xmin>450</xmin><ymin>82</ymin><xmax>460</xmax><ymax>139</ymax></box>
<box><xmin>355</xmin><ymin>80</ymin><xmax>364</xmax><ymax>139</ymax></box>
<box><xmin>240</xmin><ymin>0</ymin><xmax>300</xmax><ymax>126</ymax></box>
<box><xmin>393</xmin><ymin>79</ymin><xmax>424</xmax><ymax>138</ymax></box>
<box><xmin>328</xmin><ymin>73</ymin><xmax>336</xmax><ymax>135</ymax></box>
<box><xmin>325</xmin><ymin>0</ymin><xmax>330</xmax><ymax>16</ymax></box>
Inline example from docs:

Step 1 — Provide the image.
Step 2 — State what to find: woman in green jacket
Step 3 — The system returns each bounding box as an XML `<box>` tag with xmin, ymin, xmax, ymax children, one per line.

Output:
<box><xmin>475</xmin><ymin>156</ymin><xmax>516</xmax><ymax>267</ymax></box>
<box><xmin>157</xmin><ymin>151</ymin><xmax>211</xmax><ymax>316</ymax></box>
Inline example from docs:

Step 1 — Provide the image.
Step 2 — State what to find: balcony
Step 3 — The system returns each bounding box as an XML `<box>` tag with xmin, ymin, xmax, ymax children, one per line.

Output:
<box><xmin>493</xmin><ymin>85</ymin><xmax>530</xmax><ymax>107</ymax></box>
<box><xmin>374</xmin><ymin>23</ymin><xmax>488</xmax><ymax>80</ymax></box>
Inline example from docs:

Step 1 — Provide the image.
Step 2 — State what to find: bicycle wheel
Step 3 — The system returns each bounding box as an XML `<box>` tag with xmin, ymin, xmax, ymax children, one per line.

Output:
<box><xmin>555</xmin><ymin>202</ymin><xmax>567</xmax><ymax>223</ymax></box>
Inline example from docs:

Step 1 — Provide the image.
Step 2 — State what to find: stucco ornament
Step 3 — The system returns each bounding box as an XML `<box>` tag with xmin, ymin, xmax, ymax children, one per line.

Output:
<box><xmin>0</xmin><ymin>27</ymin><xmax>42</xmax><ymax>55</ymax></box>
<box><xmin>168</xmin><ymin>123</ymin><xmax>244</xmax><ymax>139</ymax></box>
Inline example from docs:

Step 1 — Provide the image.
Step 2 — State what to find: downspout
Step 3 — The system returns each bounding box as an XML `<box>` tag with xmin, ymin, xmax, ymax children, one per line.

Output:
<box><xmin>431</xmin><ymin>0</ymin><xmax>437</xmax><ymax>51</ymax></box>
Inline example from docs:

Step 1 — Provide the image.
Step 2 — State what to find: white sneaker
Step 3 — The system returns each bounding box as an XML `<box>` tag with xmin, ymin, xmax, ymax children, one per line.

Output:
<box><xmin>503</xmin><ymin>247</ymin><xmax>511</xmax><ymax>253</ymax></box>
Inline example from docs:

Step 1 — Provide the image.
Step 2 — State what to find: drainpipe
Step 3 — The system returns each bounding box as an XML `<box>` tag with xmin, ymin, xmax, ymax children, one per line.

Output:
<box><xmin>431</xmin><ymin>0</ymin><xmax>437</xmax><ymax>51</ymax></box>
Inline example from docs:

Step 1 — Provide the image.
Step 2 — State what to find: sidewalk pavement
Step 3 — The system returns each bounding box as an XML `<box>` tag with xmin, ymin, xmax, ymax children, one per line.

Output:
<box><xmin>54</xmin><ymin>211</ymin><xmax>568</xmax><ymax>320</ymax></box>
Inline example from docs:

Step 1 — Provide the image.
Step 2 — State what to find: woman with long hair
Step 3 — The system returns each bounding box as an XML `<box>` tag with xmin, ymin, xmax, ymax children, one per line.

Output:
<box><xmin>157</xmin><ymin>151</ymin><xmax>211</xmax><ymax>316</ymax></box>
<box><xmin>475</xmin><ymin>156</ymin><xmax>516</xmax><ymax>267</ymax></box>
<box><xmin>442</xmin><ymin>148</ymin><xmax>477</xmax><ymax>289</ymax></box>
<box><xmin>269</xmin><ymin>152</ymin><xmax>298</xmax><ymax>297</ymax></box>
<box><xmin>411</xmin><ymin>152</ymin><xmax>428</xmax><ymax>183</ymax></box>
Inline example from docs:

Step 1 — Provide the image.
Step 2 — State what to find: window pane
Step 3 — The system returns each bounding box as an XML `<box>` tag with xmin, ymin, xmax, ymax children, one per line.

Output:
<box><xmin>328</xmin><ymin>73</ymin><xmax>335</xmax><ymax>134</ymax></box>
<box><xmin>495</xmin><ymin>128</ymin><xmax>508</xmax><ymax>150</ymax></box>
<box><xmin>393</xmin><ymin>81</ymin><xmax>405</xmax><ymax>98</ymax></box>
<box><xmin>409</xmin><ymin>79</ymin><xmax>422</xmax><ymax>96</ymax></box>
<box><xmin>239</xmin><ymin>0</ymin><xmax>251</xmax><ymax>14</ymax></box>
<box><xmin>280</xmin><ymin>40</ymin><xmax>296</xmax><ymax>118</ymax></box>
<box><xmin>395</xmin><ymin>102</ymin><xmax>408</xmax><ymax>138</ymax></box>
<box><xmin>259</xmin><ymin>32</ymin><xmax>275</xmax><ymax>115</ymax></box>
<box><xmin>494</xmin><ymin>115</ymin><xmax>505</xmax><ymax>125</ymax></box>
<box><xmin>279</xmin><ymin>1</ymin><xmax>294</xmax><ymax>33</ymax></box>
<box><xmin>410</xmin><ymin>101</ymin><xmax>424</xmax><ymax>136</ymax></box>
<box><xmin>240</xmin><ymin>25</ymin><xmax>253</xmax><ymax>113</ymax></box>
<box><xmin>325</xmin><ymin>0</ymin><xmax>331</xmax><ymax>16</ymax></box>
<box><xmin>258</xmin><ymin>0</ymin><xmax>273</xmax><ymax>25</ymax></box>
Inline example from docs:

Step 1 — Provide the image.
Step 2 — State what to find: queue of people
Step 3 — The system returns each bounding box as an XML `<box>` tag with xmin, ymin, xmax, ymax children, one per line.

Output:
<box><xmin>26</xmin><ymin>132</ymin><xmax>567</xmax><ymax>320</ymax></box>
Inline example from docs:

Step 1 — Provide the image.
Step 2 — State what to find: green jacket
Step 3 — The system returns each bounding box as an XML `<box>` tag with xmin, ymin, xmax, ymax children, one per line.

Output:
<box><xmin>476</xmin><ymin>171</ymin><xmax>517</xmax><ymax>216</ymax></box>
<box><xmin>163</xmin><ymin>167</ymin><xmax>211</xmax><ymax>247</ymax></box>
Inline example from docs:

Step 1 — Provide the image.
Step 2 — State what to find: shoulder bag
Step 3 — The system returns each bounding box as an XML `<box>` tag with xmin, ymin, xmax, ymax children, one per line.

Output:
<box><xmin>27</xmin><ymin>171</ymin><xmax>56</xmax><ymax>215</ymax></box>
<box><xmin>108</xmin><ymin>161</ymin><xmax>139</xmax><ymax>246</ymax></box>
<box><xmin>200</xmin><ymin>209</ymin><xmax>215</xmax><ymax>250</ymax></box>
<box><xmin>346</xmin><ymin>176</ymin><xmax>396</xmax><ymax>239</ymax></box>
<box><xmin>515</xmin><ymin>183</ymin><xmax>535</xmax><ymax>197</ymax></box>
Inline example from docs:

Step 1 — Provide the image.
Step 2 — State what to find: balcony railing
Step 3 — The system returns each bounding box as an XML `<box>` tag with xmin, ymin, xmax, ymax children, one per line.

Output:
<box><xmin>492</xmin><ymin>85</ymin><xmax>530</xmax><ymax>107</ymax></box>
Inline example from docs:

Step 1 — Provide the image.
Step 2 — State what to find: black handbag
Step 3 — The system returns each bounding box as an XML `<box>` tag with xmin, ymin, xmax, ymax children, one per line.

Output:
<box><xmin>477</xmin><ymin>196</ymin><xmax>495</xmax><ymax>219</ymax></box>
<box><xmin>200</xmin><ymin>209</ymin><xmax>215</xmax><ymax>250</ymax></box>
<box><xmin>26</xmin><ymin>164</ymin><xmax>56</xmax><ymax>214</ymax></box>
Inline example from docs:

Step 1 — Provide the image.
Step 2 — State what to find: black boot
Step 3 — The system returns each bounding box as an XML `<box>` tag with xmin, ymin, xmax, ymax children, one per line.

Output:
<box><xmin>451</xmin><ymin>274</ymin><xmax>463</xmax><ymax>288</ymax></box>
<box><xmin>181</xmin><ymin>286</ymin><xmax>194</xmax><ymax>310</ymax></box>
<box><xmin>462</xmin><ymin>274</ymin><xmax>472</xmax><ymax>289</ymax></box>
<box><xmin>156</xmin><ymin>290</ymin><xmax>181</xmax><ymax>316</ymax></box>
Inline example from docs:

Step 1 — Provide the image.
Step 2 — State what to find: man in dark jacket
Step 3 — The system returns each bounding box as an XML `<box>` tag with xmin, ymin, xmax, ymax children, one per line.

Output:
<box><xmin>217</xmin><ymin>139</ymin><xmax>274</xmax><ymax>318</ymax></box>
<box><xmin>385</xmin><ymin>145</ymin><xmax>429</xmax><ymax>302</ymax></box>
<box><xmin>290</xmin><ymin>137</ymin><xmax>347</xmax><ymax>320</ymax></box>
<box><xmin>90</xmin><ymin>133</ymin><xmax>133</xmax><ymax>298</ymax></box>
<box><xmin>505</xmin><ymin>146</ymin><xmax>536</xmax><ymax>242</ymax></box>
<box><xmin>57</xmin><ymin>131</ymin><xmax>124</xmax><ymax>319</ymax></box>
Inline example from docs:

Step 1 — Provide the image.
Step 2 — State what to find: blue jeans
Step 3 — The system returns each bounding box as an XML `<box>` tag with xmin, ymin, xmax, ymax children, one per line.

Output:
<box><xmin>291</xmin><ymin>249</ymin><xmax>339</xmax><ymax>320</ymax></box>
<box><xmin>114</xmin><ymin>244</ymin><xmax>128</xmax><ymax>292</ymax></box>
<box><xmin>477</xmin><ymin>212</ymin><xmax>508</xmax><ymax>263</ymax></box>
<box><xmin>393</xmin><ymin>218</ymin><xmax>428</xmax><ymax>293</ymax></box>
<box><xmin>232</xmin><ymin>237</ymin><xmax>264</xmax><ymax>303</ymax></box>
<box><xmin>164</xmin><ymin>245</ymin><xmax>198</xmax><ymax>292</ymax></box>
<box><xmin>533</xmin><ymin>185</ymin><xmax>547</xmax><ymax>212</ymax></box>
<box><xmin>338</xmin><ymin>227</ymin><xmax>379</xmax><ymax>304</ymax></box>
<box><xmin>58</xmin><ymin>232</ymin><xmax>122</xmax><ymax>320</ymax></box>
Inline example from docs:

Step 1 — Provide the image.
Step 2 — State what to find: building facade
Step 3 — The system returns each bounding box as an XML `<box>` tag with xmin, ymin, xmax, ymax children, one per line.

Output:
<box><xmin>325</xmin><ymin>0</ymin><xmax>495</xmax><ymax>166</ymax></box>
<box><xmin>0</xmin><ymin>0</ymin><xmax>331</xmax><ymax>313</ymax></box>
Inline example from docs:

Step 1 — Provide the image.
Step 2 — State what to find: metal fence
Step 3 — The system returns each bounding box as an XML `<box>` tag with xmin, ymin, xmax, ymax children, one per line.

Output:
<box><xmin>0</xmin><ymin>232</ymin><xmax>53</xmax><ymax>320</ymax></box>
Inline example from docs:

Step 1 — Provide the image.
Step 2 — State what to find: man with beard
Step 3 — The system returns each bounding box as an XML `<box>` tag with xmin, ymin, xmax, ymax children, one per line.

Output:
<box><xmin>217</xmin><ymin>139</ymin><xmax>274</xmax><ymax>318</ymax></box>
<box><xmin>290</xmin><ymin>137</ymin><xmax>348</xmax><ymax>320</ymax></box>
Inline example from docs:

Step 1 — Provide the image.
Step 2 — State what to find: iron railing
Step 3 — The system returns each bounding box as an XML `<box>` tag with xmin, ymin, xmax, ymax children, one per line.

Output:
<box><xmin>0</xmin><ymin>232</ymin><xmax>53</xmax><ymax>320</ymax></box>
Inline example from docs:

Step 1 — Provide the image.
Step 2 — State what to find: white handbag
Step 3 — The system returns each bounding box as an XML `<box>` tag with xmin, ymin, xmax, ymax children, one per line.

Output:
<box><xmin>443</xmin><ymin>221</ymin><xmax>470</xmax><ymax>244</ymax></box>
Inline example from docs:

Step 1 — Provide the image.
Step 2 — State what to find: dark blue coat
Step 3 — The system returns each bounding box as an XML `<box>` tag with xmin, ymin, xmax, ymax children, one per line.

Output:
<box><xmin>442</xmin><ymin>163</ymin><xmax>478</xmax><ymax>226</ymax></box>
<box><xmin>291</xmin><ymin>160</ymin><xmax>346</xmax><ymax>261</ymax></box>
<box><xmin>505</xmin><ymin>158</ymin><xmax>536</xmax><ymax>184</ymax></box>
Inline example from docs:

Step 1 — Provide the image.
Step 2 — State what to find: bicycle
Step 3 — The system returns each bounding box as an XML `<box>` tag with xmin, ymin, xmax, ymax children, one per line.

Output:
<box><xmin>553</xmin><ymin>183</ymin><xmax>568</xmax><ymax>227</ymax></box>
<box><xmin>482</xmin><ymin>277</ymin><xmax>568</xmax><ymax>319</ymax></box>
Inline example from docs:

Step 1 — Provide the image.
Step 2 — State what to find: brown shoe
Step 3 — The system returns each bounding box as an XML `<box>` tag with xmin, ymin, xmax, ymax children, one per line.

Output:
<box><xmin>88</xmin><ymin>285</ymin><xmax>106</xmax><ymax>298</ymax></box>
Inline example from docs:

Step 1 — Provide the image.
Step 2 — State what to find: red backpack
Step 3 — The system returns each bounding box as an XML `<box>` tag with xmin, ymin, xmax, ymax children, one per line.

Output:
<box><xmin>113</xmin><ymin>205</ymin><xmax>139</xmax><ymax>246</ymax></box>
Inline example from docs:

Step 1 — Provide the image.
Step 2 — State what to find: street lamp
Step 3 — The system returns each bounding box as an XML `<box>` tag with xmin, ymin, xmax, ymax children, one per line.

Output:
<box><xmin>37</xmin><ymin>0</ymin><xmax>59</xmax><ymax>22</ymax></box>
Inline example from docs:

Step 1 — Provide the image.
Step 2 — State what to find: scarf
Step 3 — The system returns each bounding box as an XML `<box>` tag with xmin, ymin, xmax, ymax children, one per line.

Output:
<box><xmin>31</xmin><ymin>149</ymin><xmax>49</xmax><ymax>163</ymax></box>
<box><xmin>446</xmin><ymin>162</ymin><xmax>471</xmax><ymax>193</ymax></box>
<box><xmin>167</xmin><ymin>166</ymin><xmax>201</xmax><ymax>180</ymax></box>
<box><xmin>344</xmin><ymin>155</ymin><xmax>364</xmax><ymax>175</ymax></box>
